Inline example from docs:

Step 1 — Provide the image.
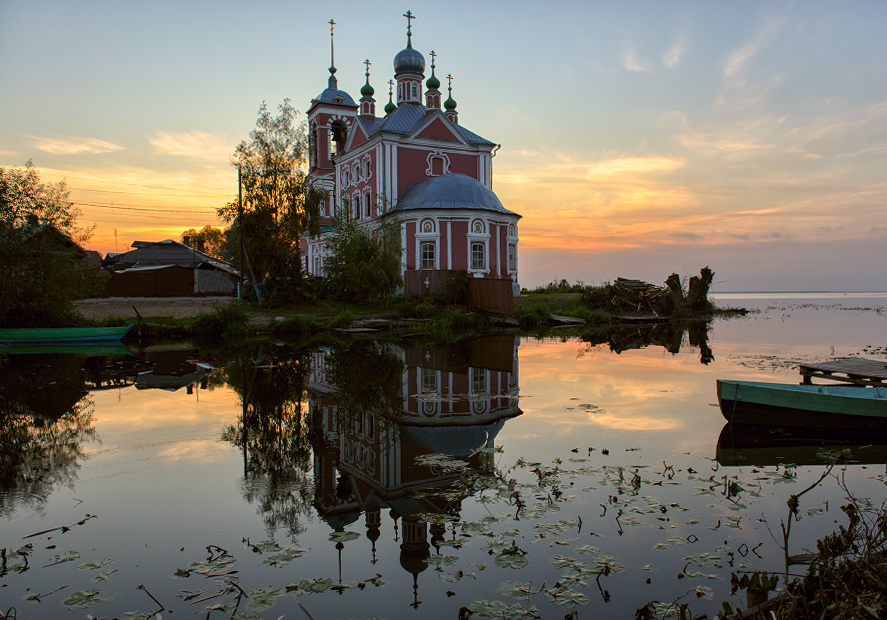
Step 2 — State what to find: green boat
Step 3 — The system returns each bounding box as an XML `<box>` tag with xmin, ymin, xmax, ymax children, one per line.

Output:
<box><xmin>0</xmin><ymin>325</ymin><xmax>132</xmax><ymax>345</ymax></box>
<box><xmin>717</xmin><ymin>379</ymin><xmax>887</xmax><ymax>428</ymax></box>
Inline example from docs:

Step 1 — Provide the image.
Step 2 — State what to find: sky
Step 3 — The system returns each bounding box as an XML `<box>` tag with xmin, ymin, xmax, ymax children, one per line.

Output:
<box><xmin>2</xmin><ymin>0</ymin><xmax>885</xmax><ymax>292</ymax></box>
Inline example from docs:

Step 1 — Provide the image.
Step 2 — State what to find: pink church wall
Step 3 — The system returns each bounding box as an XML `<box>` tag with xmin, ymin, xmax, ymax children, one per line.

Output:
<box><xmin>416</xmin><ymin>118</ymin><xmax>461</xmax><ymax>142</ymax></box>
<box><xmin>396</xmin><ymin>147</ymin><xmax>480</xmax><ymax>195</ymax></box>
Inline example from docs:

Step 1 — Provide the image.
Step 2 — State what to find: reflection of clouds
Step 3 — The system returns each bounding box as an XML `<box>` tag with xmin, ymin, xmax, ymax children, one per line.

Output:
<box><xmin>90</xmin><ymin>386</ymin><xmax>240</xmax><ymax>433</ymax></box>
<box><xmin>157</xmin><ymin>440</ymin><xmax>235</xmax><ymax>464</ymax></box>
<box><xmin>516</xmin><ymin>341</ymin><xmax>709</xmax><ymax>434</ymax></box>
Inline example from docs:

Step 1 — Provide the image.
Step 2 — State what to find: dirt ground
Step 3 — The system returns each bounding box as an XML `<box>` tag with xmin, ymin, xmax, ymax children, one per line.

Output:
<box><xmin>74</xmin><ymin>297</ymin><xmax>234</xmax><ymax>321</ymax></box>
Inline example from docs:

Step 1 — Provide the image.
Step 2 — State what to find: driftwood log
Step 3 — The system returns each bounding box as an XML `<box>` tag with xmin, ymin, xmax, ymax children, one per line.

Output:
<box><xmin>611</xmin><ymin>267</ymin><xmax>714</xmax><ymax>317</ymax></box>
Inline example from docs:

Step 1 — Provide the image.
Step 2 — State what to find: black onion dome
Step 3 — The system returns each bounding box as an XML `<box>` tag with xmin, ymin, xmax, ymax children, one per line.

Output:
<box><xmin>394</xmin><ymin>45</ymin><xmax>425</xmax><ymax>76</ymax></box>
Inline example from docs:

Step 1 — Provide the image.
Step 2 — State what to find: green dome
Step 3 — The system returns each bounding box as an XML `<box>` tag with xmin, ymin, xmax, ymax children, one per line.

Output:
<box><xmin>385</xmin><ymin>99</ymin><xmax>397</xmax><ymax>115</ymax></box>
<box><xmin>426</xmin><ymin>72</ymin><xmax>440</xmax><ymax>91</ymax></box>
<box><xmin>360</xmin><ymin>80</ymin><xmax>375</xmax><ymax>98</ymax></box>
<box><xmin>444</xmin><ymin>95</ymin><xmax>457</xmax><ymax>111</ymax></box>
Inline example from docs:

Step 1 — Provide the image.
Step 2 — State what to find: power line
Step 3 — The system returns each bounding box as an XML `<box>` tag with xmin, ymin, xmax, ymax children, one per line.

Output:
<box><xmin>76</xmin><ymin>201</ymin><xmax>220</xmax><ymax>214</ymax></box>
<box><xmin>70</xmin><ymin>186</ymin><xmax>233</xmax><ymax>198</ymax></box>
<box><xmin>51</xmin><ymin>173</ymin><xmax>235</xmax><ymax>196</ymax></box>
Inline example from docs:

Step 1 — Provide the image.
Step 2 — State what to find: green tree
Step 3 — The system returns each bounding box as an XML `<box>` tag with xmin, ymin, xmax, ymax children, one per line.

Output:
<box><xmin>0</xmin><ymin>161</ymin><xmax>104</xmax><ymax>327</ymax></box>
<box><xmin>218</xmin><ymin>100</ymin><xmax>322</xmax><ymax>303</ymax></box>
<box><xmin>181</xmin><ymin>225</ymin><xmax>225</xmax><ymax>259</ymax></box>
<box><xmin>324</xmin><ymin>209</ymin><xmax>403</xmax><ymax>303</ymax></box>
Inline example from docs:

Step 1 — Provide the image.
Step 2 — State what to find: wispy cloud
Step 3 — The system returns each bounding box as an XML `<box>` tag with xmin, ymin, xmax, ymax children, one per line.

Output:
<box><xmin>717</xmin><ymin>14</ymin><xmax>786</xmax><ymax>109</ymax></box>
<box><xmin>587</xmin><ymin>156</ymin><xmax>685</xmax><ymax>178</ymax></box>
<box><xmin>33</xmin><ymin>136</ymin><xmax>124</xmax><ymax>155</ymax></box>
<box><xmin>622</xmin><ymin>49</ymin><xmax>651</xmax><ymax>72</ymax></box>
<box><xmin>149</xmin><ymin>130</ymin><xmax>232</xmax><ymax>160</ymax></box>
<box><xmin>663</xmin><ymin>35</ymin><xmax>687</xmax><ymax>68</ymax></box>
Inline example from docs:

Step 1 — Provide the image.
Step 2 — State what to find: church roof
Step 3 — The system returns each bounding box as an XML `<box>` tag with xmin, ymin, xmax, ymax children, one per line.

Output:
<box><xmin>312</xmin><ymin>86</ymin><xmax>357</xmax><ymax>107</ymax></box>
<box><xmin>356</xmin><ymin>104</ymin><xmax>494</xmax><ymax>146</ymax></box>
<box><xmin>394</xmin><ymin>173</ymin><xmax>519</xmax><ymax>217</ymax></box>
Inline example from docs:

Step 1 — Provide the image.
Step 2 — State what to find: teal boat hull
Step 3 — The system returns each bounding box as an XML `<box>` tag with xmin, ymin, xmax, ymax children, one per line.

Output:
<box><xmin>0</xmin><ymin>325</ymin><xmax>132</xmax><ymax>344</ymax></box>
<box><xmin>717</xmin><ymin>379</ymin><xmax>887</xmax><ymax>428</ymax></box>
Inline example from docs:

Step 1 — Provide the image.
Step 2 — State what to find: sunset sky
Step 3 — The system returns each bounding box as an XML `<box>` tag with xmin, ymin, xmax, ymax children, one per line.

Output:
<box><xmin>2</xmin><ymin>1</ymin><xmax>885</xmax><ymax>292</ymax></box>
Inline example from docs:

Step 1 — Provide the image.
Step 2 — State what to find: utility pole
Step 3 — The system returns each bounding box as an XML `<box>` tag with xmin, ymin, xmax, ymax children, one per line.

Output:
<box><xmin>238</xmin><ymin>166</ymin><xmax>244</xmax><ymax>298</ymax></box>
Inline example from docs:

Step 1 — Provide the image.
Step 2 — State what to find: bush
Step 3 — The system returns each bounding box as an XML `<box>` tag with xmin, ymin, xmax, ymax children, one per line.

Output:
<box><xmin>329</xmin><ymin>309</ymin><xmax>355</xmax><ymax>328</ymax></box>
<box><xmin>324</xmin><ymin>213</ymin><xmax>402</xmax><ymax>303</ymax></box>
<box><xmin>270</xmin><ymin>314</ymin><xmax>316</xmax><ymax>338</ymax></box>
<box><xmin>392</xmin><ymin>296</ymin><xmax>438</xmax><ymax>319</ymax></box>
<box><xmin>443</xmin><ymin>270</ymin><xmax>470</xmax><ymax>304</ymax></box>
<box><xmin>587</xmin><ymin>308</ymin><xmax>614</xmax><ymax>325</ymax></box>
<box><xmin>427</xmin><ymin>308</ymin><xmax>489</xmax><ymax>333</ymax></box>
<box><xmin>192</xmin><ymin>301</ymin><xmax>251</xmax><ymax>338</ymax></box>
<box><xmin>514</xmin><ymin>303</ymin><xmax>552</xmax><ymax>328</ymax></box>
<box><xmin>579</xmin><ymin>283</ymin><xmax>612</xmax><ymax>307</ymax></box>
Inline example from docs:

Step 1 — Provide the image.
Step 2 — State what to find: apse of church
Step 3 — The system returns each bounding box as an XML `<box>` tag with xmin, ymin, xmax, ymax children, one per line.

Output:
<box><xmin>301</xmin><ymin>12</ymin><xmax>522</xmax><ymax>312</ymax></box>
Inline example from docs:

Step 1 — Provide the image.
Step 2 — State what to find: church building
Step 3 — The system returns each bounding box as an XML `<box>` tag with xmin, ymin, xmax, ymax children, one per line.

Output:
<box><xmin>302</xmin><ymin>13</ymin><xmax>521</xmax><ymax>311</ymax></box>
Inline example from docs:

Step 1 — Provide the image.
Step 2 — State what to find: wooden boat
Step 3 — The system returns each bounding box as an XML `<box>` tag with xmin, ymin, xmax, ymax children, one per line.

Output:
<box><xmin>716</xmin><ymin>422</ymin><xmax>887</xmax><ymax>466</ymax></box>
<box><xmin>1</xmin><ymin>343</ymin><xmax>133</xmax><ymax>356</ymax></box>
<box><xmin>0</xmin><ymin>325</ymin><xmax>132</xmax><ymax>345</ymax></box>
<box><xmin>717</xmin><ymin>379</ymin><xmax>887</xmax><ymax>428</ymax></box>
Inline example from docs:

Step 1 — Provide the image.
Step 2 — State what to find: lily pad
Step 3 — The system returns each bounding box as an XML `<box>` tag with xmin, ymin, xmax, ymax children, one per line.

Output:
<box><xmin>62</xmin><ymin>589</ymin><xmax>104</xmax><ymax>608</ymax></box>
<box><xmin>494</xmin><ymin>552</ymin><xmax>529</xmax><ymax>569</ymax></box>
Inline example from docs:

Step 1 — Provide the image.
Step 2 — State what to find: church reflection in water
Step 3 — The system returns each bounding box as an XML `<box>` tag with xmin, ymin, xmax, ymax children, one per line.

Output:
<box><xmin>306</xmin><ymin>335</ymin><xmax>521</xmax><ymax>605</ymax></box>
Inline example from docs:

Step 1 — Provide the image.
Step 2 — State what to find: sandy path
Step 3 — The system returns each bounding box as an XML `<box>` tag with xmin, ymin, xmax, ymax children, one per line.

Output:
<box><xmin>74</xmin><ymin>297</ymin><xmax>234</xmax><ymax>321</ymax></box>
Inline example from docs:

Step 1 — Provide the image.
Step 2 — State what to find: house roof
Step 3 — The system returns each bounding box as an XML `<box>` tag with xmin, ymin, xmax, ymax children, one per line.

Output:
<box><xmin>108</xmin><ymin>239</ymin><xmax>239</xmax><ymax>275</ymax></box>
<box><xmin>394</xmin><ymin>173</ymin><xmax>520</xmax><ymax>217</ymax></box>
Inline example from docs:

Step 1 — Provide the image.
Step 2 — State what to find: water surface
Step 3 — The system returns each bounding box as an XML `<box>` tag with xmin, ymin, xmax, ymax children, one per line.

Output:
<box><xmin>1</xmin><ymin>294</ymin><xmax>885</xmax><ymax>619</ymax></box>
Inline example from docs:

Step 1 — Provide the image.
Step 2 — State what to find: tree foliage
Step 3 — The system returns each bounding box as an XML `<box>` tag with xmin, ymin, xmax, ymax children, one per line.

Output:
<box><xmin>218</xmin><ymin>100</ymin><xmax>322</xmax><ymax>303</ymax></box>
<box><xmin>323</xmin><ymin>210</ymin><xmax>403</xmax><ymax>303</ymax></box>
<box><xmin>181</xmin><ymin>225</ymin><xmax>225</xmax><ymax>259</ymax></box>
<box><xmin>0</xmin><ymin>161</ymin><xmax>104</xmax><ymax>327</ymax></box>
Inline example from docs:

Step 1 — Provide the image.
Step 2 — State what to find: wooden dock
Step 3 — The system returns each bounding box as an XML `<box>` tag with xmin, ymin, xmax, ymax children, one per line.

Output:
<box><xmin>799</xmin><ymin>358</ymin><xmax>887</xmax><ymax>387</ymax></box>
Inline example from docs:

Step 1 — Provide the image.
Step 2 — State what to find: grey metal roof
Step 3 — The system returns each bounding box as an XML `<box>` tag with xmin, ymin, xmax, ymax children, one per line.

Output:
<box><xmin>394</xmin><ymin>173</ymin><xmax>519</xmax><ymax>217</ymax></box>
<box><xmin>359</xmin><ymin>105</ymin><xmax>495</xmax><ymax>146</ymax></box>
<box><xmin>313</xmin><ymin>87</ymin><xmax>357</xmax><ymax>107</ymax></box>
<box><xmin>312</xmin><ymin>74</ymin><xmax>357</xmax><ymax>107</ymax></box>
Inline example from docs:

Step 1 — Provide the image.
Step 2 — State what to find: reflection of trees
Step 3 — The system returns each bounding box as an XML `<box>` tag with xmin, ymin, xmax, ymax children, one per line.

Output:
<box><xmin>0</xmin><ymin>355</ymin><xmax>97</xmax><ymax>517</ymax></box>
<box><xmin>324</xmin><ymin>341</ymin><xmax>405</xmax><ymax>420</ymax></box>
<box><xmin>220</xmin><ymin>347</ymin><xmax>314</xmax><ymax>538</ymax></box>
<box><xmin>582</xmin><ymin>320</ymin><xmax>714</xmax><ymax>364</ymax></box>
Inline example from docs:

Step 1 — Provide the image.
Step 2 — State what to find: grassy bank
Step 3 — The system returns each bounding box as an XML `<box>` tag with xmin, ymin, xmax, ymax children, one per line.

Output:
<box><xmin>84</xmin><ymin>275</ymin><xmax>746</xmax><ymax>342</ymax></box>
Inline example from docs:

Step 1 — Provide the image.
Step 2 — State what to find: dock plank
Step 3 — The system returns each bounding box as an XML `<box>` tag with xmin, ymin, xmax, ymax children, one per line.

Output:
<box><xmin>799</xmin><ymin>358</ymin><xmax>887</xmax><ymax>386</ymax></box>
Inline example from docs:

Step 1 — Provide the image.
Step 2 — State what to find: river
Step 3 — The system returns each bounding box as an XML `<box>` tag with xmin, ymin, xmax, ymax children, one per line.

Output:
<box><xmin>1</xmin><ymin>293</ymin><xmax>885</xmax><ymax>619</ymax></box>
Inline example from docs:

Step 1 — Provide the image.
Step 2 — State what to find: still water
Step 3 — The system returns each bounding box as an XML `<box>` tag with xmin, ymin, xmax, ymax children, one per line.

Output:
<box><xmin>1</xmin><ymin>294</ymin><xmax>886</xmax><ymax>619</ymax></box>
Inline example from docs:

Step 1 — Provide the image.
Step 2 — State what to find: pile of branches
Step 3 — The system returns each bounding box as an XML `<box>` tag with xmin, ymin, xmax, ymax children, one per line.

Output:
<box><xmin>609</xmin><ymin>267</ymin><xmax>714</xmax><ymax>317</ymax></box>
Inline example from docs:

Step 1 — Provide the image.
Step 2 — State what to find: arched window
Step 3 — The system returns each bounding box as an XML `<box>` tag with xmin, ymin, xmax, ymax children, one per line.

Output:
<box><xmin>471</xmin><ymin>242</ymin><xmax>485</xmax><ymax>270</ymax></box>
<box><xmin>421</xmin><ymin>242</ymin><xmax>436</xmax><ymax>269</ymax></box>
<box><xmin>365</xmin><ymin>191</ymin><xmax>372</xmax><ymax>218</ymax></box>
<box><xmin>508</xmin><ymin>244</ymin><xmax>517</xmax><ymax>272</ymax></box>
<box><xmin>353</xmin><ymin>194</ymin><xmax>361</xmax><ymax>220</ymax></box>
<box><xmin>330</xmin><ymin>119</ymin><xmax>348</xmax><ymax>156</ymax></box>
